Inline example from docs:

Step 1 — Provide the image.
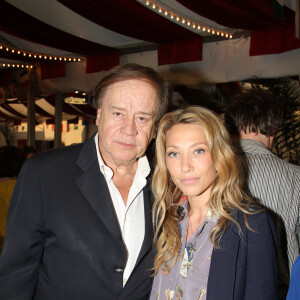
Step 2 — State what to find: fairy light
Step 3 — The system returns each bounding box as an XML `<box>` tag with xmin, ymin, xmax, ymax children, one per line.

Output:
<box><xmin>0</xmin><ymin>45</ymin><xmax>84</xmax><ymax>62</ymax></box>
<box><xmin>140</xmin><ymin>0</ymin><xmax>233</xmax><ymax>39</ymax></box>
<box><xmin>0</xmin><ymin>63</ymin><xmax>35</xmax><ymax>69</ymax></box>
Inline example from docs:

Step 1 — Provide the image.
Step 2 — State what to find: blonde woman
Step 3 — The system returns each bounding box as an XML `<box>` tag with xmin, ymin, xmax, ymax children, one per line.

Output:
<box><xmin>150</xmin><ymin>106</ymin><xmax>277</xmax><ymax>300</ymax></box>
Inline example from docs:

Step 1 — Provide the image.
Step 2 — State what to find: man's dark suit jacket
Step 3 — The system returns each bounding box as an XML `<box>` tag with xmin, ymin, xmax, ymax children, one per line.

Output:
<box><xmin>0</xmin><ymin>135</ymin><xmax>155</xmax><ymax>299</ymax></box>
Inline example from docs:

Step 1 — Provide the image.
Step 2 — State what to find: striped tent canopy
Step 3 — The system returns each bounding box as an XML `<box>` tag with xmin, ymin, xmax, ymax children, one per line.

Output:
<box><xmin>0</xmin><ymin>94</ymin><xmax>96</xmax><ymax>123</ymax></box>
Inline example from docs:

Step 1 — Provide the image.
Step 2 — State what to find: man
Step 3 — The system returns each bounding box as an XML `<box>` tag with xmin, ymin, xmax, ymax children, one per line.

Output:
<box><xmin>0</xmin><ymin>63</ymin><xmax>172</xmax><ymax>299</ymax></box>
<box><xmin>225</xmin><ymin>88</ymin><xmax>300</xmax><ymax>300</ymax></box>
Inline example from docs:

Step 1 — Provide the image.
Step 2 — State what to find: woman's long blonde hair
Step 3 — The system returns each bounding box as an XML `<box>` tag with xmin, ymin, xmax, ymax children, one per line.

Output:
<box><xmin>152</xmin><ymin>106</ymin><xmax>253</xmax><ymax>274</ymax></box>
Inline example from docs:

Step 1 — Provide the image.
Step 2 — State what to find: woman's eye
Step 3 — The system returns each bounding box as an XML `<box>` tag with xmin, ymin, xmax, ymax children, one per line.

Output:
<box><xmin>167</xmin><ymin>152</ymin><xmax>178</xmax><ymax>157</ymax></box>
<box><xmin>195</xmin><ymin>149</ymin><xmax>204</xmax><ymax>154</ymax></box>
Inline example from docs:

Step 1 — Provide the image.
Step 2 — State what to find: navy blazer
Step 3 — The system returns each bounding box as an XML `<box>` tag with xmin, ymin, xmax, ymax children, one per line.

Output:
<box><xmin>207</xmin><ymin>209</ymin><xmax>278</xmax><ymax>300</ymax></box>
<box><xmin>0</xmin><ymin>135</ymin><xmax>155</xmax><ymax>300</ymax></box>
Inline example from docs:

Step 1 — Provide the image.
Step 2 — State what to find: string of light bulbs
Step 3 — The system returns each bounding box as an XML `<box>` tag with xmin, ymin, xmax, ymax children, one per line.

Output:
<box><xmin>0</xmin><ymin>63</ymin><xmax>34</xmax><ymax>69</ymax></box>
<box><xmin>143</xmin><ymin>0</ymin><xmax>233</xmax><ymax>39</ymax></box>
<box><xmin>0</xmin><ymin>45</ymin><xmax>83</xmax><ymax>62</ymax></box>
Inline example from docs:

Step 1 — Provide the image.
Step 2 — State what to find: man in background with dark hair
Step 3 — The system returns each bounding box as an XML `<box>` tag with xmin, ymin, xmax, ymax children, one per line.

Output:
<box><xmin>0</xmin><ymin>63</ymin><xmax>172</xmax><ymax>299</ymax></box>
<box><xmin>0</xmin><ymin>146</ymin><xmax>23</xmax><ymax>252</ymax></box>
<box><xmin>225</xmin><ymin>88</ymin><xmax>300</xmax><ymax>300</ymax></box>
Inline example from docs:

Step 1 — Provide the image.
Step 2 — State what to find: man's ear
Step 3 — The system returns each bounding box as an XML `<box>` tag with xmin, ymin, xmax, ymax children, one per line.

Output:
<box><xmin>268</xmin><ymin>135</ymin><xmax>275</xmax><ymax>149</ymax></box>
<box><xmin>95</xmin><ymin>108</ymin><xmax>101</xmax><ymax>126</ymax></box>
<box><xmin>152</xmin><ymin>125</ymin><xmax>157</xmax><ymax>139</ymax></box>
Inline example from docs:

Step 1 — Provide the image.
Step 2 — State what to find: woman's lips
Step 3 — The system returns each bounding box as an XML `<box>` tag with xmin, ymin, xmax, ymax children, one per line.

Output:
<box><xmin>180</xmin><ymin>177</ymin><xmax>198</xmax><ymax>184</ymax></box>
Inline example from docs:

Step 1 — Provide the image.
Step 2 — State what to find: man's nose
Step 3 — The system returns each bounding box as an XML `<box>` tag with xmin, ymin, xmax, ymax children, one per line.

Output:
<box><xmin>121</xmin><ymin>117</ymin><xmax>138</xmax><ymax>135</ymax></box>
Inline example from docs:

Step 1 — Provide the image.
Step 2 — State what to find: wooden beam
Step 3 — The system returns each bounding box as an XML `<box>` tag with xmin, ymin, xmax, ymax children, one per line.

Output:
<box><xmin>54</xmin><ymin>93</ymin><xmax>63</xmax><ymax>148</ymax></box>
<box><xmin>27</xmin><ymin>67</ymin><xmax>36</xmax><ymax>147</ymax></box>
<box><xmin>296</xmin><ymin>0</ymin><xmax>300</xmax><ymax>39</ymax></box>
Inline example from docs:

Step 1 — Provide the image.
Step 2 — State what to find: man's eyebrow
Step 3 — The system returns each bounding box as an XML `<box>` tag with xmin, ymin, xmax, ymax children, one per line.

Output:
<box><xmin>136</xmin><ymin>111</ymin><xmax>155</xmax><ymax>117</ymax></box>
<box><xmin>111</xmin><ymin>106</ymin><xmax>155</xmax><ymax>117</ymax></box>
<box><xmin>111</xmin><ymin>105</ymin><xmax>126</xmax><ymax>111</ymax></box>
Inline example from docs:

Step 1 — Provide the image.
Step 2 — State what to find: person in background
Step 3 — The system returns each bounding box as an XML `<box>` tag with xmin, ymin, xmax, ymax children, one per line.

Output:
<box><xmin>20</xmin><ymin>145</ymin><xmax>37</xmax><ymax>161</ymax></box>
<box><xmin>0</xmin><ymin>63</ymin><xmax>172</xmax><ymax>299</ymax></box>
<box><xmin>150</xmin><ymin>106</ymin><xmax>277</xmax><ymax>300</ymax></box>
<box><xmin>224</xmin><ymin>88</ymin><xmax>300</xmax><ymax>299</ymax></box>
<box><xmin>0</xmin><ymin>146</ymin><xmax>22</xmax><ymax>252</ymax></box>
<box><xmin>286</xmin><ymin>255</ymin><xmax>300</xmax><ymax>300</ymax></box>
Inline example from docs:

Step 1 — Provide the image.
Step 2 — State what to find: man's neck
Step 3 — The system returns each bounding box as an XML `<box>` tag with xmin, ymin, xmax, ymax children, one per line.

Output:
<box><xmin>240</xmin><ymin>131</ymin><xmax>274</xmax><ymax>149</ymax></box>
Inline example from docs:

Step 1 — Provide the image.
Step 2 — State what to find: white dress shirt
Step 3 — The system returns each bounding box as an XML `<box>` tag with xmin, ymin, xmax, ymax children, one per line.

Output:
<box><xmin>94</xmin><ymin>134</ymin><xmax>149</xmax><ymax>286</ymax></box>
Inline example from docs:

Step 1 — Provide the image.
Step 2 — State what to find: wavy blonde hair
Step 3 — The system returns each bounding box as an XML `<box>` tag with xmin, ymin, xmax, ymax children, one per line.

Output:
<box><xmin>152</xmin><ymin>106</ymin><xmax>253</xmax><ymax>274</ymax></box>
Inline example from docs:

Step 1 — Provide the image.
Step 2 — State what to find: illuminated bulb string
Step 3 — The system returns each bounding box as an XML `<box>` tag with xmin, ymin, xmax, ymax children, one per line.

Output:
<box><xmin>144</xmin><ymin>0</ymin><xmax>232</xmax><ymax>39</ymax></box>
<box><xmin>0</xmin><ymin>45</ymin><xmax>83</xmax><ymax>62</ymax></box>
<box><xmin>0</xmin><ymin>63</ymin><xmax>34</xmax><ymax>69</ymax></box>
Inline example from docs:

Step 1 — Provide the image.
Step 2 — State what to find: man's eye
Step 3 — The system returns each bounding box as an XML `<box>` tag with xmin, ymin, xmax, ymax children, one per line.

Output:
<box><xmin>113</xmin><ymin>112</ymin><xmax>122</xmax><ymax>117</ymax></box>
<box><xmin>137</xmin><ymin>116</ymin><xmax>147</xmax><ymax>122</ymax></box>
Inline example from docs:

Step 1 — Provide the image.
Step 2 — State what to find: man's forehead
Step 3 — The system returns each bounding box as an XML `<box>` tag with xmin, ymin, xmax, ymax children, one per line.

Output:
<box><xmin>106</xmin><ymin>79</ymin><xmax>155</xmax><ymax>93</ymax></box>
<box><xmin>103</xmin><ymin>80</ymin><xmax>159</xmax><ymax>111</ymax></box>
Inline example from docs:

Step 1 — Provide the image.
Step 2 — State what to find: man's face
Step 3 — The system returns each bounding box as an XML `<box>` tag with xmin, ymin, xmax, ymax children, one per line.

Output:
<box><xmin>96</xmin><ymin>79</ymin><xmax>158</xmax><ymax>168</ymax></box>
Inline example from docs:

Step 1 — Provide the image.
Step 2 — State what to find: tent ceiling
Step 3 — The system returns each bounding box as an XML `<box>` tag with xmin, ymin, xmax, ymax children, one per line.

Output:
<box><xmin>0</xmin><ymin>0</ymin><xmax>298</xmax><ymax>93</ymax></box>
<box><xmin>0</xmin><ymin>97</ymin><xmax>96</xmax><ymax>122</ymax></box>
<box><xmin>1</xmin><ymin>0</ymin><xmax>295</xmax><ymax>58</ymax></box>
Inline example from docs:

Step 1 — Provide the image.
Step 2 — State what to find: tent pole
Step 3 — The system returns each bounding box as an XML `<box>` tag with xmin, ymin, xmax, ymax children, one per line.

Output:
<box><xmin>27</xmin><ymin>67</ymin><xmax>36</xmax><ymax>147</ymax></box>
<box><xmin>54</xmin><ymin>93</ymin><xmax>63</xmax><ymax>148</ymax></box>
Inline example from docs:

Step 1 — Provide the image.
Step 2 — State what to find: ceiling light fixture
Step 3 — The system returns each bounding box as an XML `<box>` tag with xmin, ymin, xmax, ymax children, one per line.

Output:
<box><xmin>0</xmin><ymin>45</ymin><xmax>84</xmax><ymax>62</ymax></box>
<box><xmin>138</xmin><ymin>0</ymin><xmax>233</xmax><ymax>39</ymax></box>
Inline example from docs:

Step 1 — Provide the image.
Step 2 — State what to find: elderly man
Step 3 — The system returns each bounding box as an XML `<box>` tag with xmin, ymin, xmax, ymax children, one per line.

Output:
<box><xmin>0</xmin><ymin>64</ymin><xmax>172</xmax><ymax>299</ymax></box>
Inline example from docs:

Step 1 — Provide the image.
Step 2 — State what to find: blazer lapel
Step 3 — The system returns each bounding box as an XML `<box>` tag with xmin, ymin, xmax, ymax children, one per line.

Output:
<box><xmin>207</xmin><ymin>222</ymin><xmax>241</xmax><ymax>300</ymax></box>
<box><xmin>135</xmin><ymin>178</ymin><xmax>154</xmax><ymax>266</ymax></box>
<box><xmin>75</xmin><ymin>135</ymin><xmax>123</xmax><ymax>244</ymax></box>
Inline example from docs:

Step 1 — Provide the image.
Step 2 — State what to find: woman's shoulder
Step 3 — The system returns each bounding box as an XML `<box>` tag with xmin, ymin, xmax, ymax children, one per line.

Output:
<box><xmin>230</xmin><ymin>205</ymin><xmax>275</xmax><ymax>236</ymax></box>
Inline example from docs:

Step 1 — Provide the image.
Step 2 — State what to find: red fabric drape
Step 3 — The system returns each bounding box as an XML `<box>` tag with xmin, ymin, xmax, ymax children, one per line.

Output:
<box><xmin>41</xmin><ymin>62</ymin><xmax>66</xmax><ymax>80</ymax></box>
<box><xmin>250</xmin><ymin>25</ymin><xmax>300</xmax><ymax>56</ymax></box>
<box><xmin>158</xmin><ymin>38</ymin><xmax>203</xmax><ymax>66</ymax></box>
<box><xmin>86</xmin><ymin>52</ymin><xmax>120</xmax><ymax>74</ymax></box>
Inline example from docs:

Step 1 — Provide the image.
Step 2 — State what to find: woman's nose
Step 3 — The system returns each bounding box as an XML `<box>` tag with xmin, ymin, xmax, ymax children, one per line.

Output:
<box><xmin>181</xmin><ymin>155</ymin><xmax>193</xmax><ymax>173</ymax></box>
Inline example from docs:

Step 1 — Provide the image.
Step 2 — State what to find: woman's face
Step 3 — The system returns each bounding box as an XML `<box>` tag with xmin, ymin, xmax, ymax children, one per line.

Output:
<box><xmin>165</xmin><ymin>123</ymin><xmax>216</xmax><ymax>202</ymax></box>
